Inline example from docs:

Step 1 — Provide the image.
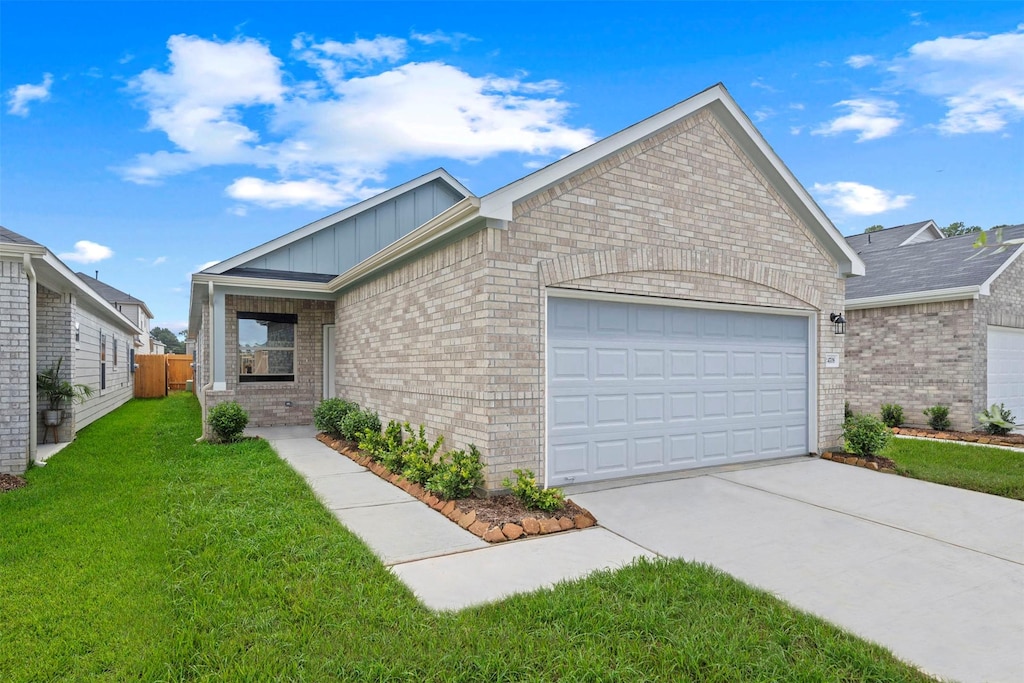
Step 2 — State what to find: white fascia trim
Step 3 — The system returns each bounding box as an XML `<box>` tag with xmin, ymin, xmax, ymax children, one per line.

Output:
<box><xmin>40</xmin><ymin>252</ymin><xmax>144</xmax><ymax>335</ymax></box>
<box><xmin>206</xmin><ymin>169</ymin><xmax>475</xmax><ymax>275</ymax></box>
<box><xmin>979</xmin><ymin>243</ymin><xmax>1024</xmax><ymax>295</ymax></box>
<box><xmin>898</xmin><ymin>220</ymin><xmax>943</xmax><ymax>246</ymax></box>
<box><xmin>326</xmin><ymin>197</ymin><xmax>482</xmax><ymax>291</ymax></box>
<box><xmin>479</xmin><ymin>83</ymin><xmax>864</xmax><ymax>278</ymax></box>
<box><xmin>846</xmin><ymin>286</ymin><xmax>981</xmax><ymax>310</ymax></box>
<box><xmin>0</xmin><ymin>243</ymin><xmax>47</xmax><ymax>259</ymax></box>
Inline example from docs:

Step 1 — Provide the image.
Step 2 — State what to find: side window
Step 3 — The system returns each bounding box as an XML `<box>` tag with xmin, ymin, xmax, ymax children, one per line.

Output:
<box><xmin>238</xmin><ymin>312</ymin><xmax>297</xmax><ymax>382</ymax></box>
<box><xmin>100</xmin><ymin>331</ymin><xmax>107</xmax><ymax>390</ymax></box>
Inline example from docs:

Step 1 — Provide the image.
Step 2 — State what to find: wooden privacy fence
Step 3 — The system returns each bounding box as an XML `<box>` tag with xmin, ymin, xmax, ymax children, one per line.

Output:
<box><xmin>134</xmin><ymin>354</ymin><xmax>194</xmax><ymax>398</ymax></box>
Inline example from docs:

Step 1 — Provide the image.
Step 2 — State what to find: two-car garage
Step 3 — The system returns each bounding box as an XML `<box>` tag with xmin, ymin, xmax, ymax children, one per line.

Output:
<box><xmin>547</xmin><ymin>294</ymin><xmax>813</xmax><ymax>486</ymax></box>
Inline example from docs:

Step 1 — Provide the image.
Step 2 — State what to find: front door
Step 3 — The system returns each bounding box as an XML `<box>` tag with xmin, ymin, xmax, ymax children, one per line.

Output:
<box><xmin>323</xmin><ymin>324</ymin><xmax>336</xmax><ymax>399</ymax></box>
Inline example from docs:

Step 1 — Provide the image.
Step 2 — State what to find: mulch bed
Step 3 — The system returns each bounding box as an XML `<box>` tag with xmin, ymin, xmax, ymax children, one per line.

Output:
<box><xmin>0</xmin><ymin>473</ymin><xmax>28</xmax><ymax>493</ymax></box>
<box><xmin>892</xmin><ymin>427</ymin><xmax>1024</xmax><ymax>448</ymax></box>
<box><xmin>315</xmin><ymin>434</ymin><xmax>597</xmax><ymax>543</ymax></box>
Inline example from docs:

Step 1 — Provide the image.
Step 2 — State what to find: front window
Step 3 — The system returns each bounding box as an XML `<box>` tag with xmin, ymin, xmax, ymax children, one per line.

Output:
<box><xmin>238</xmin><ymin>312</ymin><xmax>296</xmax><ymax>382</ymax></box>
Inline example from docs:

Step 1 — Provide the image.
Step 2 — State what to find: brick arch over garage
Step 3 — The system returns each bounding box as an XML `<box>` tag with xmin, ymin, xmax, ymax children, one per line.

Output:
<box><xmin>538</xmin><ymin>246</ymin><xmax>825</xmax><ymax>311</ymax></box>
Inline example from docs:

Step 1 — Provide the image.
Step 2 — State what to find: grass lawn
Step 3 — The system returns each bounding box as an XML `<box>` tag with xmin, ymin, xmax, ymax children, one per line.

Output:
<box><xmin>884</xmin><ymin>436</ymin><xmax>1024</xmax><ymax>500</ymax></box>
<box><xmin>1</xmin><ymin>394</ymin><xmax>931</xmax><ymax>682</ymax></box>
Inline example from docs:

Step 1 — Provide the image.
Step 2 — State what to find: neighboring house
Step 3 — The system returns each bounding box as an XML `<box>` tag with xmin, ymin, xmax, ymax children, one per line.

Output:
<box><xmin>0</xmin><ymin>227</ymin><xmax>142</xmax><ymax>474</ymax></box>
<box><xmin>76</xmin><ymin>272</ymin><xmax>160</xmax><ymax>355</ymax></box>
<box><xmin>188</xmin><ymin>84</ymin><xmax>864</xmax><ymax>491</ymax></box>
<box><xmin>845</xmin><ymin>221</ymin><xmax>1024</xmax><ymax>431</ymax></box>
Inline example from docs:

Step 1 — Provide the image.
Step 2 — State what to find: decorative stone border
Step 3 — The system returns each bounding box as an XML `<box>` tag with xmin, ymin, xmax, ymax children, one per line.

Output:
<box><xmin>820</xmin><ymin>451</ymin><xmax>895</xmax><ymax>473</ymax></box>
<box><xmin>892</xmin><ymin>427</ymin><xmax>1024</xmax><ymax>449</ymax></box>
<box><xmin>315</xmin><ymin>434</ymin><xmax>597</xmax><ymax>543</ymax></box>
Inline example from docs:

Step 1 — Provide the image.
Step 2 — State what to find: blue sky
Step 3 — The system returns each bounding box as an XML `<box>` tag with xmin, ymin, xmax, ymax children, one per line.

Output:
<box><xmin>2</xmin><ymin>2</ymin><xmax>1022</xmax><ymax>333</ymax></box>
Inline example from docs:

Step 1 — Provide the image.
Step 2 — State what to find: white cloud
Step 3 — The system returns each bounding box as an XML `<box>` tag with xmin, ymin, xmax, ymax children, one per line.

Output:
<box><xmin>789</xmin><ymin>103</ymin><xmax>805</xmax><ymax>111</ymax></box>
<box><xmin>750</xmin><ymin>78</ymin><xmax>778</xmax><ymax>93</ymax></box>
<box><xmin>135</xmin><ymin>256</ymin><xmax>167</xmax><ymax>266</ymax></box>
<box><xmin>122</xmin><ymin>33</ymin><xmax>595</xmax><ymax>209</ymax></box>
<box><xmin>893</xmin><ymin>26</ymin><xmax>1024</xmax><ymax>134</ymax></box>
<box><xmin>908</xmin><ymin>11</ymin><xmax>927</xmax><ymax>27</ymax></box>
<box><xmin>753</xmin><ymin>107</ymin><xmax>774</xmax><ymax>122</ymax></box>
<box><xmin>812</xmin><ymin>181</ymin><xmax>914</xmax><ymax>215</ymax></box>
<box><xmin>845</xmin><ymin>54</ymin><xmax>876</xmax><ymax>69</ymax></box>
<box><xmin>812</xmin><ymin>99</ymin><xmax>903</xmax><ymax>141</ymax></box>
<box><xmin>59</xmin><ymin>240</ymin><xmax>114</xmax><ymax>264</ymax></box>
<box><xmin>790</xmin><ymin>126</ymin><xmax>804</xmax><ymax>136</ymax></box>
<box><xmin>7</xmin><ymin>73</ymin><xmax>53</xmax><ymax>116</ymax></box>
<box><xmin>410</xmin><ymin>30</ymin><xmax>479</xmax><ymax>49</ymax></box>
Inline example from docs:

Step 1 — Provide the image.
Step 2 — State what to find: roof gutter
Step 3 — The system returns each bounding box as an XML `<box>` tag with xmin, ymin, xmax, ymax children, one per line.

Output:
<box><xmin>846</xmin><ymin>285</ymin><xmax>981</xmax><ymax>310</ymax></box>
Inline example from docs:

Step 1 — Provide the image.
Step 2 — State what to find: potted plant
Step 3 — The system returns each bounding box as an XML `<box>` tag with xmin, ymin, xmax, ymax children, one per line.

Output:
<box><xmin>37</xmin><ymin>357</ymin><xmax>94</xmax><ymax>426</ymax></box>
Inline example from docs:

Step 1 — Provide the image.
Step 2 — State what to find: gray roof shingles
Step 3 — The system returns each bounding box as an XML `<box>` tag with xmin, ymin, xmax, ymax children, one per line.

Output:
<box><xmin>846</xmin><ymin>224</ymin><xmax>1024</xmax><ymax>300</ymax></box>
<box><xmin>0</xmin><ymin>226</ymin><xmax>43</xmax><ymax>247</ymax></box>
<box><xmin>75</xmin><ymin>272</ymin><xmax>148</xmax><ymax>307</ymax></box>
<box><xmin>845</xmin><ymin>221</ymin><xmax>936</xmax><ymax>254</ymax></box>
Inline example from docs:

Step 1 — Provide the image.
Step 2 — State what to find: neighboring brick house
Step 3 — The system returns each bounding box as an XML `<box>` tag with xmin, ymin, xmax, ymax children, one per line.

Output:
<box><xmin>189</xmin><ymin>84</ymin><xmax>864</xmax><ymax>490</ymax></box>
<box><xmin>0</xmin><ymin>226</ymin><xmax>142</xmax><ymax>473</ymax></box>
<box><xmin>76</xmin><ymin>272</ymin><xmax>161</xmax><ymax>355</ymax></box>
<box><xmin>845</xmin><ymin>221</ymin><xmax>1024</xmax><ymax>431</ymax></box>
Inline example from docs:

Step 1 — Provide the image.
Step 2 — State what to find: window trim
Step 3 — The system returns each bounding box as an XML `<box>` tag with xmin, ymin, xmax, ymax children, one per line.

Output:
<box><xmin>237</xmin><ymin>312</ymin><xmax>297</xmax><ymax>383</ymax></box>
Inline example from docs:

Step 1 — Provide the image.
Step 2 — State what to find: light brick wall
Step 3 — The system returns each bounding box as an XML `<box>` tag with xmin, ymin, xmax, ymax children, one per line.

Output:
<box><xmin>203</xmin><ymin>295</ymin><xmax>334</xmax><ymax>435</ymax></box>
<box><xmin>846</xmin><ymin>300</ymin><xmax>977</xmax><ymax>431</ymax></box>
<box><xmin>336</xmin><ymin>109</ymin><xmax>845</xmax><ymax>490</ymax></box>
<box><xmin>37</xmin><ymin>284</ymin><xmax>76</xmax><ymax>443</ymax></box>
<box><xmin>0</xmin><ymin>260</ymin><xmax>30</xmax><ymax>474</ymax></box>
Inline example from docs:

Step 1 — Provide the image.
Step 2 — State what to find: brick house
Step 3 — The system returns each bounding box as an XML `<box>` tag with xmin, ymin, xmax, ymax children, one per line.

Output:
<box><xmin>188</xmin><ymin>84</ymin><xmax>864</xmax><ymax>490</ymax></box>
<box><xmin>845</xmin><ymin>221</ymin><xmax>1024</xmax><ymax>431</ymax></box>
<box><xmin>0</xmin><ymin>227</ymin><xmax>142</xmax><ymax>473</ymax></box>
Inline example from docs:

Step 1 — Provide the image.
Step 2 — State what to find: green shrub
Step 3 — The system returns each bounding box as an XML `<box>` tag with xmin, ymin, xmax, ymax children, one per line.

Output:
<box><xmin>923</xmin><ymin>404</ymin><xmax>952</xmax><ymax>431</ymax></box>
<box><xmin>879</xmin><ymin>403</ymin><xmax>904</xmax><ymax>428</ymax></box>
<box><xmin>340</xmin><ymin>408</ymin><xmax>381</xmax><ymax>442</ymax></box>
<box><xmin>400</xmin><ymin>424</ymin><xmax>445</xmax><ymax>485</ymax></box>
<box><xmin>977</xmin><ymin>403</ymin><xmax>1017</xmax><ymax>436</ymax></box>
<box><xmin>502</xmin><ymin>468</ymin><xmax>565</xmax><ymax>513</ymax></box>
<box><xmin>427</xmin><ymin>445</ymin><xmax>484</xmax><ymax>500</ymax></box>
<box><xmin>843</xmin><ymin>413</ymin><xmax>891</xmax><ymax>457</ymax></box>
<box><xmin>358</xmin><ymin>419</ymin><xmax>402</xmax><ymax>462</ymax></box>
<box><xmin>207</xmin><ymin>401</ymin><xmax>248</xmax><ymax>442</ymax></box>
<box><xmin>313</xmin><ymin>398</ymin><xmax>359</xmax><ymax>438</ymax></box>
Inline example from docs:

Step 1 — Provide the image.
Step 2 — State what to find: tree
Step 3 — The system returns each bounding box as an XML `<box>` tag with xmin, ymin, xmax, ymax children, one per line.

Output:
<box><xmin>941</xmin><ymin>221</ymin><xmax>982</xmax><ymax>238</ymax></box>
<box><xmin>151</xmin><ymin>326</ymin><xmax>185</xmax><ymax>354</ymax></box>
<box><xmin>864</xmin><ymin>225</ymin><xmax>884</xmax><ymax>233</ymax></box>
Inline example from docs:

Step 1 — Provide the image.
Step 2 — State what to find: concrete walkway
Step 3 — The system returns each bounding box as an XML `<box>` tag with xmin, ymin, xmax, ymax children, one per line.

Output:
<box><xmin>253</xmin><ymin>427</ymin><xmax>1024</xmax><ymax>682</ymax></box>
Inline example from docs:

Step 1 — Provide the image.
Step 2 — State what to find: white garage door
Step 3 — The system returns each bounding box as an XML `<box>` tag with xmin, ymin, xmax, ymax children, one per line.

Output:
<box><xmin>987</xmin><ymin>326</ymin><xmax>1024</xmax><ymax>425</ymax></box>
<box><xmin>547</xmin><ymin>297</ymin><xmax>810</xmax><ymax>485</ymax></box>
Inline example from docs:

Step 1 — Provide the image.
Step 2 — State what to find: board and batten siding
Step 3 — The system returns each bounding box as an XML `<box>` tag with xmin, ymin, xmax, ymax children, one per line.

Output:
<box><xmin>238</xmin><ymin>180</ymin><xmax>464</xmax><ymax>276</ymax></box>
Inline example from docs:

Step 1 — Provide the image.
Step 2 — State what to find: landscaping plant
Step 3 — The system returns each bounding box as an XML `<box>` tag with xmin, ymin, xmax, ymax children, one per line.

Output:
<box><xmin>923</xmin><ymin>404</ymin><xmax>952</xmax><ymax>431</ymax></box>
<box><xmin>400</xmin><ymin>424</ymin><xmax>445</xmax><ymax>485</ymax></box>
<box><xmin>977</xmin><ymin>403</ymin><xmax>1017</xmax><ymax>436</ymax></box>
<box><xmin>313</xmin><ymin>398</ymin><xmax>359</xmax><ymax>438</ymax></box>
<box><xmin>340</xmin><ymin>408</ymin><xmax>381</xmax><ymax>441</ymax></box>
<box><xmin>207</xmin><ymin>401</ymin><xmax>248</xmax><ymax>442</ymax></box>
<box><xmin>503</xmin><ymin>468</ymin><xmax>565</xmax><ymax>513</ymax></box>
<box><xmin>842</xmin><ymin>413</ymin><xmax>891</xmax><ymax>457</ymax></box>
<box><xmin>37</xmin><ymin>357</ymin><xmax>94</xmax><ymax>410</ymax></box>
<box><xmin>879</xmin><ymin>403</ymin><xmax>904</xmax><ymax>428</ymax></box>
<box><xmin>358</xmin><ymin>419</ymin><xmax>403</xmax><ymax>462</ymax></box>
<box><xmin>426</xmin><ymin>445</ymin><xmax>484</xmax><ymax>500</ymax></box>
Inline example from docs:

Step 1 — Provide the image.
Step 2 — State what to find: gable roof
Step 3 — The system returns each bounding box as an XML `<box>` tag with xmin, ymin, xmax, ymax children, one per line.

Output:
<box><xmin>76</xmin><ymin>272</ymin><xmax>154</xmax><ymax>318</ymax></box>
<box><xmin>845</xmin><ymin>221</ymin><xmax>943</xmax><ymax>254</ymax></box>
<box><xmin>846</xmin><ymin>224</ymin><xmax>1024</xmax><ymax>307</ymax></box>
<box><xmin>480</xmin><ymin>83</ymin><xmax>864</xmax><ymax>277</ymax></box>
<box><xmin>1</xmin><ymin>225</ymin><xmax>43</xmax><ymax>247</ymax></box>
<box><xmin>203</xmin><ymin>169</ymin><xmax>472</xmax><ymax>276</ymax></box>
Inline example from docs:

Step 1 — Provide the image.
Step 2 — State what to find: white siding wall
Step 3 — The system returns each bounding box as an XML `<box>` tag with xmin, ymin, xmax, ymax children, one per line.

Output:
<box><xmin>73</xmin><ymin>301</ymin><xmax>134</xmax><ymax>431</ymax></box>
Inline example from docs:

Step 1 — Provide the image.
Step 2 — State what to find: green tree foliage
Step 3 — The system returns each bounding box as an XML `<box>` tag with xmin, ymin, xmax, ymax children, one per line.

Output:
<box><xmin>940</xmin><ymin>221</ymin><xmax>982</xmax><ymax>238</ymax></box>
<box><xmin>864</xmin><ymin>225</ymin><xmax>884</xmax><ymax>233</ymax></box>
<box><xmin>151</xmin><ymin>326</ymin><xmax>186</xmax><ymax>354</ymax></box>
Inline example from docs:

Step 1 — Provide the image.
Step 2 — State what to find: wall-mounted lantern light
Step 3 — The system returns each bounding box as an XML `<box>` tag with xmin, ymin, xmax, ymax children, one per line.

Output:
<box><xmin>829</xmin><ymin>312</ymin><xmax>847</xmax><ymax>335</ymax></box>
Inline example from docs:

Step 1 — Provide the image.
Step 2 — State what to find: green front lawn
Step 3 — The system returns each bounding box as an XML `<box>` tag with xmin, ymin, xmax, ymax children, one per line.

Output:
<box><xmin>0</xmin><ymin>394</ymin><xmax>930</xmax><ymax>681</ymax></box>
<box><xmin>884</xmin><ymin>436</ymin><xmax>1024</xmax><ymax>500</ymax></box>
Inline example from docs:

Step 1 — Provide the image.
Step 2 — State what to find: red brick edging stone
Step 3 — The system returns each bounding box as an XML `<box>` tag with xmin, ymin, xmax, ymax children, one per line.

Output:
<box><xmin>820</xmin><ymin>451</ymin><xmax>894</xmax><ymax>473</ymax></box>
<box><xmin>315</xmin><ymin>433</ymin><xmax>597</xmax><ymax>543</ymax></box>
<box><xmin>891</xmin><ymin>427</ymin><xmax>1024</xmax><ymax>449</ymax></box>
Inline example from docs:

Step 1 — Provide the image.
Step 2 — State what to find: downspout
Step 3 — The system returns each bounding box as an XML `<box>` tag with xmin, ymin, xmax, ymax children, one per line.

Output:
<box><xmin>24</xmin><ymin>254</ymin><xmax>37</xmax><ymax>466</ymax></box>
<box><xmin>199</xmin><ymin>281</ymin><xmax>214</xmax><ymax>438</ymax></box>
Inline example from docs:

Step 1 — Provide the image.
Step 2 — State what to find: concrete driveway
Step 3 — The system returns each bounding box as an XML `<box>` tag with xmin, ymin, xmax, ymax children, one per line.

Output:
<box><xmin>573</xmin><ymin>459</ymin><xmax>1024</xmax><ymax>683</ymax></box>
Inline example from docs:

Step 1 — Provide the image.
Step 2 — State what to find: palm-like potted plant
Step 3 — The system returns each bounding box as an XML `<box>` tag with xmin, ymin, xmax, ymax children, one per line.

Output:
<box><xmin>37</xmin><ymin>357</ymin><xmax>94</xmax><ymax>426</ymax></box>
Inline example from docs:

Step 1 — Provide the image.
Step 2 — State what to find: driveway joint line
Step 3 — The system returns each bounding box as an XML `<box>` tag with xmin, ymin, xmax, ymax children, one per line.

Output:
<box><xmin>708</xmin><ymin>473</ymin><xmax>1024</xmax><ymax>567</ymax></box>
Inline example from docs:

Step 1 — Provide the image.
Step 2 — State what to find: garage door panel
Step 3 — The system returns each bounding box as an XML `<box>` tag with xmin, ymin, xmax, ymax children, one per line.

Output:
<box><xmin>987</xmin><ymin>326</ymin><xmax>1024</xmax><ymax>423</ymax></box>
<box><xmin>548</xmin><ymin>298</ymin><xmax>810</xmax><ymax>484</ymax></box>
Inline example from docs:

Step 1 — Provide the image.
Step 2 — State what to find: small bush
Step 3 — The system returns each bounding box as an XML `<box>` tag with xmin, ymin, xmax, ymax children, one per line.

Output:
<box><xmin>207</xmin><ymin>401</ymin><xmax>248</xmax><ymax>442</ymax></box>
<box><xmin>313</xmin><ymin>398</ymin><xmax>359</xmax><ymax>438</ymax></box>
<box><xmin>427</xmin><ymin>445</ymin><xmax>484</xmax><ymax>500</ymax></box>
<box><xmin>923</xmin><ymin>404</ymin><xmax>952</xmax><ymax>431</ymax></box>
<box><xmin>340</xmin><ymin>408</ymin><xmax>381</xmax><ymax>442</ymax></box>
<box><xmin>977</xmin><ymin>403</ymin><xmax>1017</xmax><ymax>436</ymax></box>
<box><xmin>400</xmin><ymin>424</ymin><xmax>445</xmax><ymax>485</ymax></box>
<box><xmin>879</xmin><ymin>403</ymin><xmax>904</xmax><ymax>428</ymax></box>
<box><xmin>359</xmin><ymin>419</ymin><xmax>402</xmax><ymax>462</ymax></box>
<box><xmin>843</xmin><ymin>413</ymin><xmax>891</xmax><ymax>457</ymax></box>
<box><xmin>502</xmin><ymin>468</ymin><xmax>565</xmax><ymax>513</ymax></box>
